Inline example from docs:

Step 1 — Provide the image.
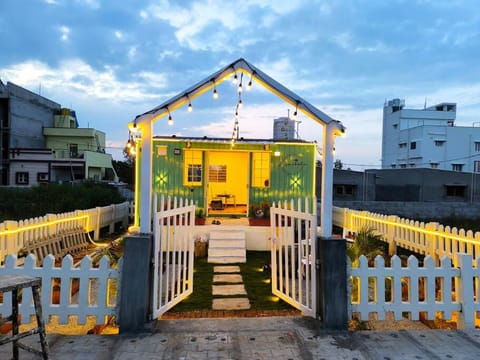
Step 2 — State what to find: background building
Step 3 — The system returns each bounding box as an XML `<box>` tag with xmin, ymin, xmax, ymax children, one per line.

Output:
<box><xmin>0</xmin><ymin>80</ymin><xmax>118</xmax><ymax>186</ymax></box>
<box><xmin>381</xmin><ymin>98</ymin><xmax>480</xmax><ymax>172</ymax></box>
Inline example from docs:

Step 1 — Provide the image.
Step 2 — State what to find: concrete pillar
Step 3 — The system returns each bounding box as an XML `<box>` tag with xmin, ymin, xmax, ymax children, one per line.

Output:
<box><xmin>119</xmin><ymin>234</ymin><xmax>152</xmax><ymax>333</ymax></box>
<box><xmin>317</xmin><ymin>237</ymin><xmax>348</xmax><ymax>330</ymax></box>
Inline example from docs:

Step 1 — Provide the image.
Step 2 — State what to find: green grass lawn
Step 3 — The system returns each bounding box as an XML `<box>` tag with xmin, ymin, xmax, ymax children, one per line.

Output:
<box><xmin>169</xmin><ymin>251</ymin><xmax>293</xmax><ymax>312</ymax></box>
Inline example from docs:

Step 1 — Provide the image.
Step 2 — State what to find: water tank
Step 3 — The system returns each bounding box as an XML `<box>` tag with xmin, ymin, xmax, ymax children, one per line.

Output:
<box><xmin>273</xmin><ymin>117</ymin><xmax>296</xmax><ymax>140</ymax></box>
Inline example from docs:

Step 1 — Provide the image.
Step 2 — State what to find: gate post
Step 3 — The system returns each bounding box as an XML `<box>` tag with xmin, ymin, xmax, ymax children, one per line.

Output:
<box><xmin>119</xmin><ymin>234</ymin><xmax>153</xmax><ymax>333</ymax></box>
<box><xmin>317</xmin><ymin>237</ymin><xmax>348</xmax><ymax>330</ymax></box>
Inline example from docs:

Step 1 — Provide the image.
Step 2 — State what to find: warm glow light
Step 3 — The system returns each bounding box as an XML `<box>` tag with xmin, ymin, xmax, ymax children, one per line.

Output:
<box><xmin>232</xmin><ymin>73</ymin><xmax>238</xmax><ymax>84</ymax></box>
<box><xmin>238</xmin><ymin>82</ymin><xmax>242</xmax><ymax>93</ymax></box>
<box><xmin>263</xmin><ymin>279</ymin><xmax>271</xmax><ymax>284</ymax></box>
<box><xmin>247</xmin><ymin>78</ymin><xmax>253</xmax><ymax>90</ymax></box>
<box><xmin>188</xmin><ymin>102</ymin><xmax>193</xmax><ymax>112</ymax></box>
<box><xmin>274</xmin><ymin>151</ymin><xmax>281</xmax><ymax>157</ymax></box>
<box><xmin>0</xmin><ymin>215</ymin><xmax>89</xmax><ymax>235</ymax></box>
<box><xmin>269</xmin><ymin>296</ymin><xmax>280</xmax><ymax>302</ymax></box>
<box><xmin>213</xmin><ymin>88</ymin><xmax>219</xmax><ymax>99</ymax></box>
<box><xmin>238</xmin><ymin>98</ymin><xmax>243</xmax><ymax>108</ymax></box>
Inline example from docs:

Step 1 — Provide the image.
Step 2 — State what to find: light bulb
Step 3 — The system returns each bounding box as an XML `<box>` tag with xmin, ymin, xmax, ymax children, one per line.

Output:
<box><xmin>127</xmin><ymin>139</ymin><xmax>132</xmax><ymax>148</ymax></box>
<box><xmin>232</xmin><ymin>73</ymin><xmax>238</xmax><ymax>84</ymax></box>
<box><xmin>188</xmin><ymin>102</ymin><xmax>193</xmax><ymax>112</ymax></box>
<box><xmin>213</xmin><ymin>88</ymin><xmax>219</xmax><ymax>99</ymax></box>
<box><xmin>238</xmin><ymin>82</ymin><xmax>243</xmax><ymax>93</ymax></box>
<box><xmin>168</xmin><ymin>114</ymin><xmax>173</xmax><ymax>125</ymax></box>
<box><xmin>238</xmin><ymin>99</ymin><xmax>243</xmax><ymax>108</ymax></box>
<box><xmin>247</xmin><ymin>79</ymin><xmax>252</xmax><ymax>90</ymax></box>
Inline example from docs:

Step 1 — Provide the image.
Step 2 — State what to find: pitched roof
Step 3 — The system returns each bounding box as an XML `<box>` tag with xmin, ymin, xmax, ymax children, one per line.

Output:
<box><xmin>134</xmin><ymin>58</ymin><xmax>345</xmax><ymax>133</ymax></box>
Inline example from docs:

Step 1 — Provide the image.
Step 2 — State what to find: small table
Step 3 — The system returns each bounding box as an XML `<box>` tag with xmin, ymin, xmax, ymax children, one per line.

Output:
<box><xmin>217</xmin><ymin>194</ymin><xmax>236</xmax><ymax>208</ymax></box>
<box><xmin>0</xmin><ymin>274</ymin><xmax>49</xmax><ymax>359</ymax></box>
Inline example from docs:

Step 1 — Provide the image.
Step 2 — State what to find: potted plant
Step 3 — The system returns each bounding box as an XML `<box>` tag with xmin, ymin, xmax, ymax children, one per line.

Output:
<box><xmin>195</xmin><ymin>207</ymin><xmax>206</xmax><ymax>225</ymax></box>
<box><xmin>248</xmin><ymin>200</ymin><xmax>271</xmax><ymax>226</ymax></box>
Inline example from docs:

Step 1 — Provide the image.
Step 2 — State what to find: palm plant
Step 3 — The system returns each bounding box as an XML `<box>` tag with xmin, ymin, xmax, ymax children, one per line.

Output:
<box><xmin>347</xmin><ymin>226</ymin><xmax>387</xmax><ymax>266</ymax></box>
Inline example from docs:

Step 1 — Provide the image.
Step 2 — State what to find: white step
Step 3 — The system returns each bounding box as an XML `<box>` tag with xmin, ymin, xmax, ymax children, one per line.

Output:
<box><xmin>208</xmin><ymin>256</ymin><xmax>246</xmax><ymax>264</ymax></box>
<box><xmin>209</xmin><ymin>238</ymin><xmax>245</xmax><ymax>248</ymax></box>
<box><xmin>209</xmin><ymin>247</ymin><xmax>245</xmax><ymax>258</ymax></box>
<box><xmin>208</xmin><ymin>230</ymin><xmax>246</xmax><ymax>264</ymax></box>
<box><xmin>209</xmin><ymin>230</ymin><xmax>245</xmax><ymax>240</ymax></box>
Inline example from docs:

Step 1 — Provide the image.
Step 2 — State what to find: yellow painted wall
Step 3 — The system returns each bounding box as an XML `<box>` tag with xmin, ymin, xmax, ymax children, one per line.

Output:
<box><xmin>207</xmin><ymin>151</ymin><xmax>249</xmax><ymax>205</ymax></box>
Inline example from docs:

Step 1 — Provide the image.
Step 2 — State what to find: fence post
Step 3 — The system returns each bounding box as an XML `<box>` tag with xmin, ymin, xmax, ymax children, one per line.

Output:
<box><xmin>119</xmin><ymin>234</ymin><xmax>153</xmax><ymax>333</ymax></box>
<box><xmin>426</xmin><ymin>222</ymin><xmax>439</xmax><ymax>265</ymax></box>
<box><xmin>387</xmin><ymin>215</ymin><xmax>398</xmax><ymax>256</ymax></box>
<box><xmin>456</xmin><ymin>253</ymin><xmax>474</xmax><ymax>329</ymax></box>
<box><xmin>94</xmin><ymin>207</ymin><xmax>101</xmax><ymax>240</ymax></box>
<box><xmin>317</xmin><ymin>236</ymin><xmax>348</xmax><ymax>330</ymax></box>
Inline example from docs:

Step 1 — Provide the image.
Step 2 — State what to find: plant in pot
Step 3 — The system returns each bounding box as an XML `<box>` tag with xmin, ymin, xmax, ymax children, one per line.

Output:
<box><xmin>195</xmin><ymin>207</ymin><xmax>206</xmax><ymax>225</ymax></box>
<box><xmin>248</xmin><ymin>200</ymin><xmax>270</xmax><ymax>226</ymax></box>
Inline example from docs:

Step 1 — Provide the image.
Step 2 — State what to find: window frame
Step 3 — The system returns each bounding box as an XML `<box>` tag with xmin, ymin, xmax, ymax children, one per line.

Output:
<box><xmin>183</xmin><ymin>149</ymin><xmax>203</xmax><ymax>186</ymax></box>
<box><xmin>251</xmin><ymin>151</ymin><xmax>271</xmax><ymax>188</ymax></box>
<box><xmin>15</xmin><ymin>172</ymin><xmax>29</xmax><ymax>185</ymax></box>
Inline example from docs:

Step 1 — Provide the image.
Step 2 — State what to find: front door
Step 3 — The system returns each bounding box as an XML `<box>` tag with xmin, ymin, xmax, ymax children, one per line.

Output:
<box><xmin>206</xmin><ymin>151</ymin><xmax>249</xmax><ymax>216</ymax></box>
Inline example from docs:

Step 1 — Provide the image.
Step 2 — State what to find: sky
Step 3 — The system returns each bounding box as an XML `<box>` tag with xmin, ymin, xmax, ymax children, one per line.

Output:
<box><xmin>1</xmin><ymin>0</ymin><xmax>480</xmax><ymax>170</ymax></box>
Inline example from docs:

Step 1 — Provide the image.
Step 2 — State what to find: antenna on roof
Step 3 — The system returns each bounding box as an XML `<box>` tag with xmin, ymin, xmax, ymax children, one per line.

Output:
<box><xmin>424</xmin><ymin>98</ymin><xmax>427</xmax><ymax>110</ymax></box>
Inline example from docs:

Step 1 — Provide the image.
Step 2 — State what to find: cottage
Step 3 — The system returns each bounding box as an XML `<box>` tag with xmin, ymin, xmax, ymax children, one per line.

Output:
<box><xmin>151</xmin><ymin>134</ymin><xmax>317</xmax><ymax>219</ymax></box>
<box><xmin>129</xmin><ymin>58</ymin><xmax>345</xmax><ymax>237</ymax></box>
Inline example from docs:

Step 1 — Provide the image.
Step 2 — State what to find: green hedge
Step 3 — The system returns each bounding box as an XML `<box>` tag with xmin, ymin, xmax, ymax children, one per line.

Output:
<box><xmin>0</xmin><ymin>182</ymin><xmax>126</xmax><ymax>222</ymax></box>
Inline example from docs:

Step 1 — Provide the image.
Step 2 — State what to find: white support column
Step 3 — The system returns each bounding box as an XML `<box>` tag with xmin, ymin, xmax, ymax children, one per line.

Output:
<box><xmin>139</xmin><ymin>120</ymin><xmax>153</xmax><ymax>234</ymax></box>
<box><xmin>320</xmin><ymin>122</ymin><xmax>336</xmax><ymax>237</ymax></box>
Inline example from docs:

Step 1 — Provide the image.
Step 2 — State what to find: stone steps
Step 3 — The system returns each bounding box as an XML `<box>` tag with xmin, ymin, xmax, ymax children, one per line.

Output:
<box><xmin>208</xmin><ymin>230</ymin><xmax>246</xmax><ymax>264</ymax></box>
<box><xmin>212</xmin><ymin>265</ymin><xmax>250</xmax><ymax>311</ymax></box>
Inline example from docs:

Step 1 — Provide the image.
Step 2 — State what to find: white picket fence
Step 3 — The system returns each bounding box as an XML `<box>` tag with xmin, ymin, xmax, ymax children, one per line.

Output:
<box><xmin>333</xmin><ymin>207</ymin><xmax>480</xmax><ymax>262</ymax></box>
<box><xmin>0</xmin><ymin>202</ymin><xmax>131</xmax><ymax>264</ymax></box>
<box><xmin>349</xmin><ymin>253</ymin><xmax>480</xmax><ymax>329</ymax></box>
<box><xmin>0</xmin><ymin>254</ymin><xmax>121</xmax><ymax>326</ymax></box>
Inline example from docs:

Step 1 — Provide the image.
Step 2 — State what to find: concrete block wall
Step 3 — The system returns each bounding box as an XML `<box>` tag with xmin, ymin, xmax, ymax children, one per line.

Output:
<box><xmin>333</xmin><ymin>201</ymin><xmax>480</xmax><ymax>220</ymax></box>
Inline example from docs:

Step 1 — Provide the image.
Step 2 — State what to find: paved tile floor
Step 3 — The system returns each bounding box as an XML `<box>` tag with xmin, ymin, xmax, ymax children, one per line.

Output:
<box><xmin>2</xmin><ymin>316</ymin><xmax>480</xmax><ymax>359</ymax></box>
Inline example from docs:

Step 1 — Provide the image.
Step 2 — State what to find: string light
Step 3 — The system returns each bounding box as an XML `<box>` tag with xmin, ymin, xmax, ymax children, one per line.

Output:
<box><xmin>213</xmin><ymin>83</ymin><xmax>219</xmax><ymax>99</ymax></box>
<box><xmin>167</xmin><ymin>108</ymin><xmax>173</xmax><ymax>126</ymax></box>
<box><xmin>187</xmin><ymin>95</ymin><xmax>193</xmax><ymax>112</ymax></box>
<box><xmin>232</xmin><ymin>72</ymin><xmax>238</xmax><ymax>84</ymax></box>
<box><xmin>292</xmin><ymin>102</ymin><xmax>298</xmax><ymax>120</ymax></box>
<box><xmin>238</xmin><ymin>73</ymin><xmax>243</xmax><ymax>93</ymax></box>
<box><xmin>247</xmin><ymin>71</ymin><xmax>254</xmax><ymax>90</ymax></box>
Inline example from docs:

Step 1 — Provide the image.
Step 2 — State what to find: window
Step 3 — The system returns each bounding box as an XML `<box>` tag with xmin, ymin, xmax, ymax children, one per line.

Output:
<box><xmin>208</xmin><ymin>165</ymin><xmax>227</xmax><ymax>182</ymax></box>
<box><xmin>69</xmin><ymin>144</ymin><xmax>78</xmax><ymax>158</ymax></box>
<box><xmin>434</xmin><ymin>140</ymin><xmax>445</xmax><ymax>147</ymax></box>
<box><xmin>430</xmin><ymin>163</ymin><xmax>439</xmax><ymax>169</ymax></box>
<box><xmin>474</xmin><ymin>161</ymin><xmax>480</xmax><ymax>173</ymax></box>
<box><xmin>475</xmin><ymin>142</ymin><xmax>480</xmax><ymax>152</ymax></box>
<box><xmin>452</xmin><ymin>164</ymin><xmax>463</xmax><ymax>172</ymax></box>
<box><xmin>399</xmin><ymin>143</ymin><xmax>407</xmax><ymax>149</ymax></box>
<box><xmin>400</xmin><ymin>164</ymin><xmax>407</xmax><ymax>168</ymax></box>
<box><xmin>410</xmin><ymin>141</ymin><xmax>416</xmax><ymax>150</ymax></box>
<box><xmin>16</xmin><ymin>172</ymin><xmax>29</xmax><ymax>185</ymax></box>
<box><xmin>445</xmin><ymin>185</ymin><xmax>465</xmax><ymax>198</ymax></box>
<box><xmin>183</xmin><ymin>150</ymin><xmax>202</xmax><ymax>186</ymax></box>
<box><xmin>393</xmin><ymin>124</ymin><xmax>398</xmax><ymax>129</ymax></box>
<box><xmin>335</xmin><ymin>185</ymin><xmax>354</xmax><ymax>196</ymax></box>
<box><xmin>391</xmin><ymin>164</ymin><xmax>396</xmax><ymax>168</ymax></box>
<box><xmin>252</xmin><ymin>152</ymin><xmax>270</xmax><ymax>188</ymax></box>
<box><xmin>37</xmin><ymin>172</ymin><xmax>49</xmax><ymax>182</ymax></box>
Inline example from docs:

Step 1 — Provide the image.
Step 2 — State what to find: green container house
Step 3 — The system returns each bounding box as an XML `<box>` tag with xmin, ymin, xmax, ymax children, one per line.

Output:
<box><xmin>151</xmin><ymin>135</ymin><xmax>316</xmax><ymax>218</ymax></box>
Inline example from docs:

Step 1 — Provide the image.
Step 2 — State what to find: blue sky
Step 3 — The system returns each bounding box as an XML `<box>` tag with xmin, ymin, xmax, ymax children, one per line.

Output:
<box><xmin>1</xmin><ymin>0</ymin><xmax>479</xmax><ymax>170</ymax></box>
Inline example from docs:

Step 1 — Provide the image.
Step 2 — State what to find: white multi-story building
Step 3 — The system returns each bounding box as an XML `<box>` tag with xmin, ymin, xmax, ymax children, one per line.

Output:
<box><xmin>382</xmin><ymin>98</ymin><xmax>480</xmax><ymax>172</ymax></box>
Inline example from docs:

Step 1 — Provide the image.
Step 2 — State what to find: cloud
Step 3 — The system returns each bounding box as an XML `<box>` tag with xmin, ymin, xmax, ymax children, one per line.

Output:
<box><xmin>59</xmin><ymin>25</ymin><xmax>70</xmax><ymax>42</ymax></box>
<box><xmin>142</xmin><ymin>0</ymin><xmax>304</xmax><ymax>51</ymax></box>
<box><xmin>1</xmin><ymin>59</ymin><xmax>168</xmax><ymax>103</ymax></box>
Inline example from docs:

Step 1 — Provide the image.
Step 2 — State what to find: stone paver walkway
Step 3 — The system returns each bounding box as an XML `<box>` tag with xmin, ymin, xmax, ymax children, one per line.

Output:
<box><xmin>212</xmin><ymin>265</ymin><xmax>251</xmax><ymax>311</ymax></box>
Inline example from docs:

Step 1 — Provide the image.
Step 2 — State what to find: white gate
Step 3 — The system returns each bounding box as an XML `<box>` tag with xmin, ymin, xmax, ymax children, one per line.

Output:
<box><xmin>270</xmin><ymin>198</ymin><xmax>317</xmax><ymax>317</ymax></box>
<box><xmin>152</xmin><ymin>195</ymin><xmax>195</xmax><ymax>318</ymax></box>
